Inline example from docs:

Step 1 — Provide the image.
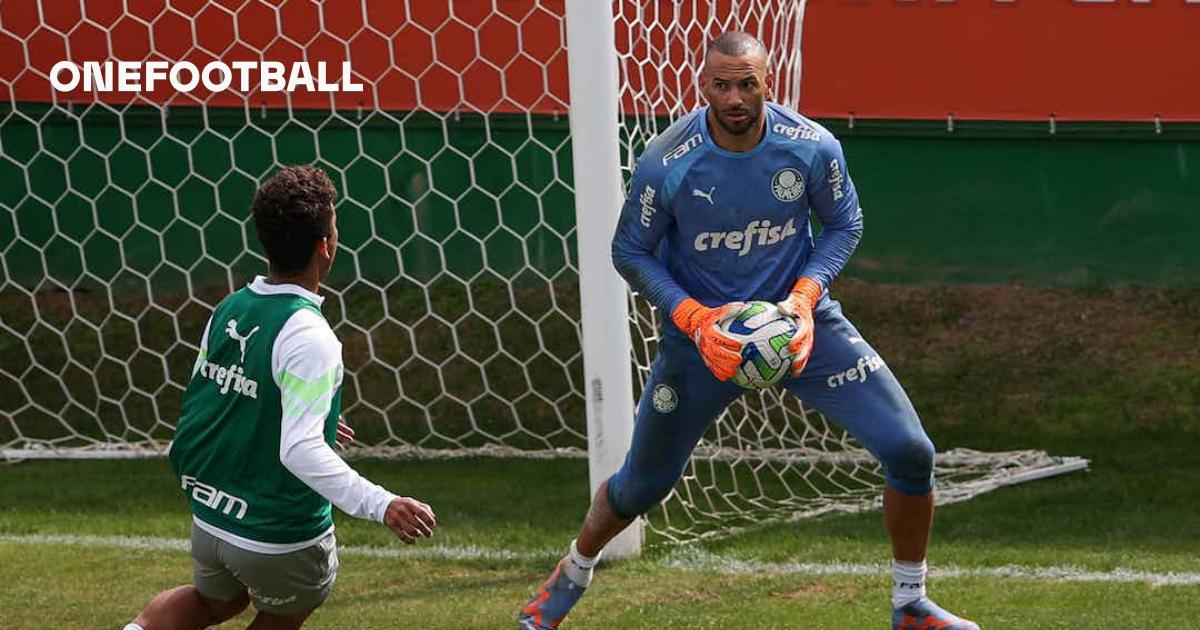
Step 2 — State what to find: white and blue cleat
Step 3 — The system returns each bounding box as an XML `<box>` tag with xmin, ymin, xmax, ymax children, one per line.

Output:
<box><xmin>893</xmin><ymin>597</ymin><xmax>981</xmax><ymax>630</ymax></box>
<box><xmin>518</xmin><ymin>559</ymin><xmax>588</xmax><ymax>629</ymax></box>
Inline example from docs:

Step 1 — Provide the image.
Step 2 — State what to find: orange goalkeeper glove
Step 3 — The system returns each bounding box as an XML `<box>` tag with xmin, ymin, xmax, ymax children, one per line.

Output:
<box><xmin>671</xmin><ymin>298</ymin><xmax>746</xmax><ymax>381</ymax></box>
<box><xmin>776</xmin><ymin>277</ymin><xmax>822</xmax><ymax>377</ymax></box>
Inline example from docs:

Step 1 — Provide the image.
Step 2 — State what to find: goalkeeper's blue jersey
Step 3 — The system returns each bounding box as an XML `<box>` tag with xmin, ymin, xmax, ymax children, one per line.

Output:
<box><xmin>611</xmin><ymin>102</ymin><xmax>863</xmax><ymax>338</ymax></box>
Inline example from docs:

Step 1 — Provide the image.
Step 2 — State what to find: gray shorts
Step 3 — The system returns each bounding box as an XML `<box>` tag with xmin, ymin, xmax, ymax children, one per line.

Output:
<box><xmin>191</xmin><ymin>524</ymin><xmax>339</xmax><ymax>616</ymax></box>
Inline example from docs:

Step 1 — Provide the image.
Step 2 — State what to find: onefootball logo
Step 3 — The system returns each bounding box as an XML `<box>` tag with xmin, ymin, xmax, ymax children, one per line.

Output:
<box><xmin>50</xmin><ymin>60</ymin><xmax>364</xmax><ymax>94</ymax></box>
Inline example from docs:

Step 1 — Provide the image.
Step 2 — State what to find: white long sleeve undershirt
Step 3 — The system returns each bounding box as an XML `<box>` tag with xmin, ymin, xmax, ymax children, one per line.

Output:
<box><xmin>261</xmin><ymin>278</ymin><xmax>398</xmax><ymax>525</ymax></box>
<box><xmin>191</xmin><ymin>278</ymin><xmax>396</xmax><ymax>554</ymax></box>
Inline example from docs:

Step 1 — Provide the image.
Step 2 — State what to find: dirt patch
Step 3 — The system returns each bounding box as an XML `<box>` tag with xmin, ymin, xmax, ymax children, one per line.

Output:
<box><xmin>666</xmin><ymin>588</ymin><xmax>721</xmax><ymax>603</ymax></box>
<box><xmin>778</xmin><ymin>581</ymin><xmax>863</xmax><ymax>601</ymax></box>
<box><xmin>779</xmin><ymin>582</ymin><xmax>830</xmax><ymax>600</ymax></box>
<box><xmin>832</xmin><ymin>279</ymin><xmax>1200</xmax><ymax>371</ymax></box>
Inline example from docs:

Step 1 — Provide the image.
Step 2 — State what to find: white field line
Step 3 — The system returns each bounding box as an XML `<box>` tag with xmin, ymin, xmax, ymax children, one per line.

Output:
<box><xmin>0</xmin><ymin>533</ymin><xmax>548</xmax><ymax>563</ymax></box>
<box><xmin>3</xmin><ymin>534</ymin><xmax>1198</xmax><ymax>587</ymax></box>
<box><xmin>658</xmin><ymin>549</ymin><xmax>1200</xmax><ymax>587</ymax></box>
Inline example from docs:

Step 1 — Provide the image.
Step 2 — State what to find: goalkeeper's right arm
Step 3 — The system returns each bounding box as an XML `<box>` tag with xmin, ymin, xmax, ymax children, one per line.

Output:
<box><xmin>610</xmin><ymin>169</ymin><xmax>690</xmax><ymax>317</ymax></box>
<box><xmin>610</xmin><ymin>168</ymin><xmax>745</xmax><ymax>381</ymax></box>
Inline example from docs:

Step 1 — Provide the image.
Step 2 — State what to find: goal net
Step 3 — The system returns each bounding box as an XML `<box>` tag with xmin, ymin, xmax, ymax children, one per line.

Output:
<box><xmin>0</xmin><ymin>0</ymin><xmax>1085</xmax><ymax>546</ymax></box>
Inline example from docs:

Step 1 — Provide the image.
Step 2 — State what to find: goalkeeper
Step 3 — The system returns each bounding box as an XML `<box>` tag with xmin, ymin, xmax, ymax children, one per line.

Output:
<box><xmin>125</xmin><ymin>166</ymin><xmax>436</xmax><ymax>630</ymax></box>
<box><xmin>519</xmin><ymin>33</ymin><xmax>978</xmax><ymax>630</ymax></box>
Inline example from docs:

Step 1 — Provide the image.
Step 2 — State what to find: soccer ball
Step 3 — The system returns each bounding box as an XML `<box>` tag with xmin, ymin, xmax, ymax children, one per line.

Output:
<box><xmin>721</xmin><ymin>301</ymin><xmax>797</xmax><ymax>389</ymax></box>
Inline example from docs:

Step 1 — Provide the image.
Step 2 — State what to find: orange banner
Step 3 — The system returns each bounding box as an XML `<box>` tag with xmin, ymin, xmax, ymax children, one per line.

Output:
<box><xmin>799</xmin><ymin>0</ymin><xmax>1200</xmax><ymax>121</ymax></box>
<box><xmin>3</xmin><ymin>1</ymin><xmax>1197</xmax><ymax>121</ymax></box>
<box><xmin>0</xmin><ymin>0</ymin><xmax>569</xmax><ymax>114</ymax></box>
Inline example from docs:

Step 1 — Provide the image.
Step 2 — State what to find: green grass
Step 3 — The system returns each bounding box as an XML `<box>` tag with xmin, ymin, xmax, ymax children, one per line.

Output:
<box><xmin>2</xmin><ymin>282</ymin><xmax>1199</xmax><ymax>627</ymax></box>
<box><xmin>4</xmin><ymin>542</ymin><xmax>1198</xmax><ymax>629</ymax></box>
<box><xmin>1</xmin><ymin>437</ymin><xmax>1198</xmax><ymax>629</ymax></box>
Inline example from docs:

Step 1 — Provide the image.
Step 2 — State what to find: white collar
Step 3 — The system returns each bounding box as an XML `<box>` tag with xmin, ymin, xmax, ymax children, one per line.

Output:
<box><xmin>247</xmin><ymin>275</ymin><xmax>325</xmax><ymax>307</ymax></box>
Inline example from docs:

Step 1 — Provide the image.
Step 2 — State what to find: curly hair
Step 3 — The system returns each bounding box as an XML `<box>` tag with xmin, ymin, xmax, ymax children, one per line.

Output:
<box><xmin>252</xmin><ymin>165</ymin><xmax>337</xmax><ymax>274</ymax></box>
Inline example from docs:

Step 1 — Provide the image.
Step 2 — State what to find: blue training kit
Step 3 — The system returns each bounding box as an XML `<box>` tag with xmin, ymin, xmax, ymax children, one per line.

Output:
<box><xmin>611</xmin><ymin>101</ymin><xmax>862</xmax><ymax>327</ymax></box>
<box><xmin>607</xmin><ymin>102</ymin><xmax>935</xmax><ymax>517</ymax></box>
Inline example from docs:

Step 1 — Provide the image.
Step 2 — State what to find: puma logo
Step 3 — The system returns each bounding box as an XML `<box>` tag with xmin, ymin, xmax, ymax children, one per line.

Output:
<box><xmin>225</xmin><ymin>319</ymin><xmax>260</xmax><ymax>363</ymax></box>
<box><xmin>692</xmin><ymin>186</ymin><xmax>715</xmax><ymax>205</ymax></box>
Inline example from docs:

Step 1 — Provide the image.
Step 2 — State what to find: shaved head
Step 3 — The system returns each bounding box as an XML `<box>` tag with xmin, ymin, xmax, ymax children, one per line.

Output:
<box><xmin>707</xmin><ymin>31</ymin><xmax>767</xmax><ymax>61</ymax></box>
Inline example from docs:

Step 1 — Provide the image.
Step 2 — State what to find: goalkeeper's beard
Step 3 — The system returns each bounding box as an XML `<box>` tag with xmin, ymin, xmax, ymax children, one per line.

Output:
<box><xmin>715</xmin><ymin>103</ymin><xmax>762</xmax><ymax>136</ymax></box>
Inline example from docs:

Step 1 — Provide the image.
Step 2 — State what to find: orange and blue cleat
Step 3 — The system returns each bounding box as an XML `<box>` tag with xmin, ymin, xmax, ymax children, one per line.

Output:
<box><xmin>893</xmin><ymin>597</ymin><xmax>981</xmax><ymax>630</ymax></box>
<box><xmin>518</xmin><ymin>559</ymin><xmax>587</xmax><ymax>629</ymax></box>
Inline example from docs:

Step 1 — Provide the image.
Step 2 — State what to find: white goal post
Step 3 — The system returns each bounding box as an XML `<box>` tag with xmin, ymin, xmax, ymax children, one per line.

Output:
<box><xmin>563</xmin><ymin>0</ymin><xmax>642</xmax><ymax>558</ymax></box>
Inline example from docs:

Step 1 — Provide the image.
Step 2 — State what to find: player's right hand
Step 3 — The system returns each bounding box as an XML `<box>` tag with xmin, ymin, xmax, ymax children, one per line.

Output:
<box><xmin>671</xmin><ymin>298</ymin><xmax>745</xmax><ymax>381</ymax></box>
<box><xmin>383</xmin><ymin>497</ymin><xmax>437</xmax><ymax>545</ymax></box>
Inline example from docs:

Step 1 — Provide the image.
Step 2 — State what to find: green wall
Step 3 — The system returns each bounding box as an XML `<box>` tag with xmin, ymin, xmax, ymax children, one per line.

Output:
<box><xmin>2</xmin><ymin>105</ymin><xmax>1197</xmax><ymax>291</ymax></box>
<box><xmin>827</xmin><ymin>119</ymin><xmax>1200</xmax><ymax>286</ymax></box>
<box><xmin>1</xmin><ymin>106</ymin><xmax>577</xmax><ymax>296</ymax></box>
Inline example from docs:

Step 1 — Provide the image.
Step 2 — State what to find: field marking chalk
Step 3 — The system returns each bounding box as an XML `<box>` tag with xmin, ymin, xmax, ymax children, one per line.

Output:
<box><xmin>3</xmin><ymin>534</ymin><xmax>1197</xmax><ymax>587</ymax></box>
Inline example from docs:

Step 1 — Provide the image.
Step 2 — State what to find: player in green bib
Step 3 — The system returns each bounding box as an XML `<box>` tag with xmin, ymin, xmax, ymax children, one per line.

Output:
<box><xmin>125</xmin><ymin>166</ymin><xmax>436</xmax><ymax>630</ymax></box>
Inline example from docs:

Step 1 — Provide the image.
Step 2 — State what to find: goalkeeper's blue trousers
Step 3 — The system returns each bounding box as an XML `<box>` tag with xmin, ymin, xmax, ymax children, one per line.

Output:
<box><xmin>607</xmin><ymin>298</ymin><xmax>935</xmax><ymax>519</ymax></box>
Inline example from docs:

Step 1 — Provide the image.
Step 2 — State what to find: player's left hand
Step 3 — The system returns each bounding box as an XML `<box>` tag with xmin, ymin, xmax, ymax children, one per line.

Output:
<box><xmin>335</xmin><ymin>417</ymin><xmax>355</xmax><ymax>452</ymax></box>
<box><xmin>776</xmin><ymin>277</ymin><xmax>822</xmax><ymax>377</ymax></box>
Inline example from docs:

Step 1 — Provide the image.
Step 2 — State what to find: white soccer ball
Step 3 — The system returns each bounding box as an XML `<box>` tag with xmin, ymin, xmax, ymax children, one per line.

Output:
<box><xmin>720</xmin><ymin>301</ymin><xmax>798</xmax><ymax>389</ymax></box>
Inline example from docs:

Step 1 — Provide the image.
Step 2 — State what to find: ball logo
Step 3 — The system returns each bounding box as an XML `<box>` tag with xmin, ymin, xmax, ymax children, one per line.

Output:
<box><xmin>771</xmin><ymin>168</ymin><xmax>804</xmax><ymax>202</ymax></box>
<box><xmin>651</xmin><ymin>383</ymin><xmax>677</xmax><ymax>413</ymax></box>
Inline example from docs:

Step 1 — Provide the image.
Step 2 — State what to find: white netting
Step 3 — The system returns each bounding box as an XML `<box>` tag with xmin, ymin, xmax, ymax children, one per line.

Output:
<box><xmin>0</xmin><ymin>0</ymin><xmax>1084</xmax><ymax>544</ymax></box>
<box><xmin>1</xmin><ymin>1</ymin><xmax>586</xmax><ymax>460</ymax></box>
